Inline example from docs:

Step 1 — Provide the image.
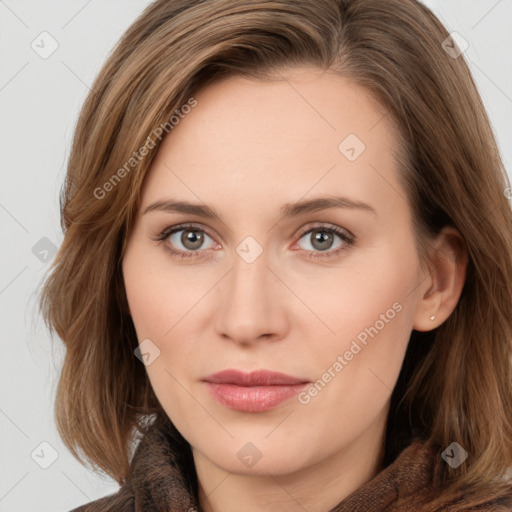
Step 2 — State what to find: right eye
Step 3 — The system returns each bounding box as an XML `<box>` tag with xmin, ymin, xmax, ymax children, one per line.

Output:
<box><xmin>156</xmin><ymin>223</ymin><xmax>219</xmax><ymax>260</ymax></box>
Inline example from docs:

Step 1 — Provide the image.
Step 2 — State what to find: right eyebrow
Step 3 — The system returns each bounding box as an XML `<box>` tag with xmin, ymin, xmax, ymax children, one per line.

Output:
<box><xmin>143</xmin><ymin>200</ymin><xmax>220</xmax><ymax>220</ymax></box>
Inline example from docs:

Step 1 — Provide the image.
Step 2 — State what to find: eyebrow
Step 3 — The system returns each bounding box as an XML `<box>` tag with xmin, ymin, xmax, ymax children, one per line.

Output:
<box><xmin>143</xmin><ymin>195</ymin><xmax>377</xmax><ymax>221</ymax></box>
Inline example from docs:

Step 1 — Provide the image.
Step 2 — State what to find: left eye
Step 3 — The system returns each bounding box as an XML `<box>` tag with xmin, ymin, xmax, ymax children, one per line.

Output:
<box><xmin>296</xmin><ymin>227</ymin><xmax>350</xmax><ymax>253</ymax></box>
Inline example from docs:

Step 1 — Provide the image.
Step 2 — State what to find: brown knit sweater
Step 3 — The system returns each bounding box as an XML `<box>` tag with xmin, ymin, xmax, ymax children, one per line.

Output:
<box><xmin>70</xmin><ymin>416</ymin><xmax>511</xmax><ymax>512</ymax></box>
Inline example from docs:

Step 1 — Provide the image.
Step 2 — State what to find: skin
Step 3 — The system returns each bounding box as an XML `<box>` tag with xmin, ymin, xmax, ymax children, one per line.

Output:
<box><xmin>122</xmin><ymin>66</ymin><xmax>467</xmax><ymax>512</ymax></box>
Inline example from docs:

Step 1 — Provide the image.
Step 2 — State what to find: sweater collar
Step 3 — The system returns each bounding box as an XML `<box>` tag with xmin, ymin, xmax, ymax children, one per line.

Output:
<box><xmin>127</xmin><ymin>415</ymin><xmax>442</xmax><ymax>512</ymax></box>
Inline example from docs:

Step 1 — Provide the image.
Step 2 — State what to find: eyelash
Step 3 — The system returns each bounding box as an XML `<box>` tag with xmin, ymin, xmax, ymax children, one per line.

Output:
<box><xmin>153</xmin><ymin>223</ymin><xmax>355</xmax><ymax>261</ymax></box>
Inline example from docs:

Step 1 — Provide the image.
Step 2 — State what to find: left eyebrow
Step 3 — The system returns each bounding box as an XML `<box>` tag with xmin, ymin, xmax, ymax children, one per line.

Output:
<box><xmin>142</xmin><ymin>195</ymin><xmax>377</xmax><ymax>221</ymax></box>
<box><xmin>278</xmin><ymin>196</ymin><xmax>378</xmax><ymax>220</ymax></box>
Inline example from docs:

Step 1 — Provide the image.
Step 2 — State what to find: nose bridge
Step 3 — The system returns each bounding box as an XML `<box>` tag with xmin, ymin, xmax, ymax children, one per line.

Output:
<box><xmin>214</xmin><ymin>242</ymin><xmax>287</xmax><ymax>343</ymax></box>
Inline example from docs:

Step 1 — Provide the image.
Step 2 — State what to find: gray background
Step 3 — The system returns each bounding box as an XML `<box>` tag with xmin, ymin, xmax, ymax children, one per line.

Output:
<box><xmin>1</xmin><ymin>1</ymin><xmax>511</xmax><ymax>510</ymax></box>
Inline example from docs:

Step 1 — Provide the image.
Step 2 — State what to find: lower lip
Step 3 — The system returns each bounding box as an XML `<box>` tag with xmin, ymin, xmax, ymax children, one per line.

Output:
<box><xmin>203</xmin><ymin>382</ymin><xmax>308</xmax><ymax>412</ymax></box>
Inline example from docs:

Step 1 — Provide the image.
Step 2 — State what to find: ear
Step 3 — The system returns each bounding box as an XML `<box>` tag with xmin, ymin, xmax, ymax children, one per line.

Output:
<box><xmin>412</xmin><ymin>226</ymin><xmax>468</xmax><ymax>332</ymax></box>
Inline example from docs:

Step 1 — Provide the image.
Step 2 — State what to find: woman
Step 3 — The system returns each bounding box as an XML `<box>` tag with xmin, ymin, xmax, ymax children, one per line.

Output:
<box><xmin>39</xmin><ymin>0</ymin><xmax>512</xmax><ymax>510</ymax></box>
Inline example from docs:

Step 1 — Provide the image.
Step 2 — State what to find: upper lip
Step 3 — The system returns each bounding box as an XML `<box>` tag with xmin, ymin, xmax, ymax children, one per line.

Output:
<box><xmin>202</xmin><ymin>369</ymin><xmax>310</xmax><ymax>386</ymax></box>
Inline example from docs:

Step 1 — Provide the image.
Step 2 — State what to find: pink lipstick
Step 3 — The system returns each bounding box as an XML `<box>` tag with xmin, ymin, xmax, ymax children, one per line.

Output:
<box><xmin>202</xmin><ymin>369</ymin><xmax>310</xmax><ymax>412</ymax></box>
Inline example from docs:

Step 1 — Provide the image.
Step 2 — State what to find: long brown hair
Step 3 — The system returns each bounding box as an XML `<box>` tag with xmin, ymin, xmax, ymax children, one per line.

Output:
<box><xmin>39</xmin><ymin>0</ymin><xmax>512</xmax><ymax>508</ymax></box>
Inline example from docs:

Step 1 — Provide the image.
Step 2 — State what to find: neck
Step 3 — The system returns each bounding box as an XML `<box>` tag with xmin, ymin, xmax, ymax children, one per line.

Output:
<box><xmin>193</xmin><ymin>407</ymin><xmax>388</xmax><ymax>512</ymax></box>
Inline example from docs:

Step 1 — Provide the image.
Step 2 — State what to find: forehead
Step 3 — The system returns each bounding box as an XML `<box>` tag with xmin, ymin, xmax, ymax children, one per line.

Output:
<box><xmin>175</xmin><ymin>67</ymin><xmax>393</xmax><ymax>150</ymax></box>
<box><xmin>139</xmin><ymin>67</ymin><xmax>407</xmax><ymax>223</ymax></box>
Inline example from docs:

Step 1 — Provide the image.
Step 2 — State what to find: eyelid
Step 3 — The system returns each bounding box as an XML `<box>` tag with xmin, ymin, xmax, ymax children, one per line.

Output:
<box><xmin>294</xmin><ymin>222</ymin><xmax>354</xmax><ymax>242</ymax></box>
<box><xmin>157</xmin><ymin>222</ymin><xmax>218</xmax><ymax>242</ymax></box>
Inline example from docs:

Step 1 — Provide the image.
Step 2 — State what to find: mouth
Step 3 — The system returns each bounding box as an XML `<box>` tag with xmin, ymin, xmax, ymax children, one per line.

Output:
<box><xmin>201</xmin><ymin>369</ymin><xmax>310</xmax><ymax>412</ymax></box>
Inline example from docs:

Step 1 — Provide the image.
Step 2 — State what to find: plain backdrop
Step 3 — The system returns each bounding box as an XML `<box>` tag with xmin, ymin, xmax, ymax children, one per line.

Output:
<box><xmin>1</xmin><ymin>1</ymin><xmax>511</xmax><ymax>510</ymax></box>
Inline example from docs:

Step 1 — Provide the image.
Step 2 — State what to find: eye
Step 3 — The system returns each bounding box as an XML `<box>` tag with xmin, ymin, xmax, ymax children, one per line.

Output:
<box><xmin>155</xmin><ymin>223</ymin><xmax>218</xmax><ymax>260</ymax></box>
<box><xmin>154</xmin><ymin>222</ymin><xmax>354</xmax><ymax>261</ymax></box>
<box><xmin>294</xmin><ymin>225</ymin><xmax>354</xmax><ymax>259</ymax></box>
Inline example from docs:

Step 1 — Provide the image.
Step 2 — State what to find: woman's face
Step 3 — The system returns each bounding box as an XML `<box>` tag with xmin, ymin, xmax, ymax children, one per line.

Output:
<box><xmin>122</xmin><ymin>67</ymin><xmax>428</xmax><ymax>477</ymax></box>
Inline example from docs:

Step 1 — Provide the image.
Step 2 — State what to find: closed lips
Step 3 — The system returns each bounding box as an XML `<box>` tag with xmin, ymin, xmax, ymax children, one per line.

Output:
<box><xmin>202</xmin><ymin>369</ymin><xmax>310</xmax><ymax>386</ymax></box>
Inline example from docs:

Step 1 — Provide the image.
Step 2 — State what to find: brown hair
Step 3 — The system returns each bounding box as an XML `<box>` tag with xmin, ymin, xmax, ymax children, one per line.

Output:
<box><xmin>39</xmin><ymin>0</ymin><xmax>512</xmax><ymax>508</ymax></box>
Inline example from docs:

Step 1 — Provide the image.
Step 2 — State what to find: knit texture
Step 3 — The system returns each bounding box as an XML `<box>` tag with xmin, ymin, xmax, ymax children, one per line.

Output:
<box><xmin>70</xmin><ymin>415</ymin><xmax>511</xmax><ymax>512</ymax></box>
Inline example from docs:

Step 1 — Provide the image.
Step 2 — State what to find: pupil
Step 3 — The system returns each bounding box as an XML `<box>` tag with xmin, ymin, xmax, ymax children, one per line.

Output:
<box><xmin>182</xmin><ymin>230</ymin><xmax>203</xmax><ymax>250</ymax></box>
<box><xmin>313</xmin><ymin>230</ymin><xmax>333</xmax><ymax>251</ymax></box>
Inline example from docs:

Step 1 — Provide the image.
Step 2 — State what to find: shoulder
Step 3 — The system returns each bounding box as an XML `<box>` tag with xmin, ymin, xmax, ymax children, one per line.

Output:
<box><xmin>366</xmin><ymin>439</ymin><xmax>512</xmax><ymax>511</ymax></box>
<box><xmin>68</xmin><ymin>488</ymin><xmax>134</xmax><ymax>512</ymax></box>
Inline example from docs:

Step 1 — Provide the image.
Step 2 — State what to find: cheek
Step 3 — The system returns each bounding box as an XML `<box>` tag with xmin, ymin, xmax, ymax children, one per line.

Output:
<box><xmin>122</xmin><ymin>243</ymin><xmax>206</xmax><ymax>339</ymax></box>
<box><xmin>301</xmin><ymin>241</ymin><xmax>416</xmax><ymax>346</ymax></box>
<box><xmin>291</xmin><ymin>271</ymin><xmax>414</xmax><ymax>462</ymax></box>
<box><xmin>298</xmin><ymin>241</ymin><xmax>417</xmax><ymax>405</ymax></box>
<box><xmin>122</xmin><ymin>242</ymin><xmax>214</xmax><ymax>404</ymax></box>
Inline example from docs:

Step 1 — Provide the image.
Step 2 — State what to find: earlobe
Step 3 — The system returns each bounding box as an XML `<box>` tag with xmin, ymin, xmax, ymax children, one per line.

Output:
<box><xmin>412</xmin><ymin>226</ymin><xmax>468</xmax><ymax>332</ymax></box>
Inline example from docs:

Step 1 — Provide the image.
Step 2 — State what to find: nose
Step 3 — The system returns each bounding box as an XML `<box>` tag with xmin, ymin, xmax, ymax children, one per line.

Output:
<box><xmin>213</xmin><ymin>248</ymin><xmax>289</xmax><ymax>346</ymax></box>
